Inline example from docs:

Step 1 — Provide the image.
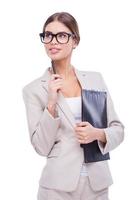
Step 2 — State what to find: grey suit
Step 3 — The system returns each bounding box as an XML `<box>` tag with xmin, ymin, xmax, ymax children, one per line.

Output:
<box><xmin>22</xmin><ymin>67</ymin><xmax>124</xmax><ymax>192</ymax></box>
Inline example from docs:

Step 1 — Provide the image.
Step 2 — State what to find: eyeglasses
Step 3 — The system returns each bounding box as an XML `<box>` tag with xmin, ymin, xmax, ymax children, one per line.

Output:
<box><xmin>39</xmin><ymin>31</ymin><xmax>74</xmax><ymax>44</ymax></box>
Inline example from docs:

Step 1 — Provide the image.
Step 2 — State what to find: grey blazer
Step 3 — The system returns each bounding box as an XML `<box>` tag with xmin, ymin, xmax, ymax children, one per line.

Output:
<box><xmin>22</xmin><ymin>67</ymin><xmax>124</xmax><ymax>192</ymax></box>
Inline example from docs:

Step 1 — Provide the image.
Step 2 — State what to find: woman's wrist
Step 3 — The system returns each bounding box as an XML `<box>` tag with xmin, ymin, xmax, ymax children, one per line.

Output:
<box><xmin>94</xmin><ymin>128</ymin><xmax>107</xmax><ymax>143</ymax></box>
<box><xmin>47</xmin><ymin>102</ymin><xmax>58</xmax><ymax>118</ymax></box>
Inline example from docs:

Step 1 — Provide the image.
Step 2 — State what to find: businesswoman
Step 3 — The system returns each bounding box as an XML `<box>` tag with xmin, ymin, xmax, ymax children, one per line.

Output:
<box><xmin>23</xmin><ymin>12</ymin><xmax>124</xmax><ymax>200</ymax></box>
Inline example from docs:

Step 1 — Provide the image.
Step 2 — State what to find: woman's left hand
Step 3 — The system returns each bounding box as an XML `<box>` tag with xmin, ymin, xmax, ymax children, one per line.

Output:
<box><xmin>74</xmin><ymin>121</ymin><xmax>106</xmax><ymax>144</ymax></box>
<box><xmin>74</xmin><ymin>121</ymin><xmax>97</xmax><ymax>144</ymax></box>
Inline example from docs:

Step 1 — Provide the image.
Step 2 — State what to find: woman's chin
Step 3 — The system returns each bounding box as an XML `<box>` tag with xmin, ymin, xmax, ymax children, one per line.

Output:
<box><xmin>48</xmin><ymin>55</ymin><xmax>64</xmax><ymax>61</ymax></box>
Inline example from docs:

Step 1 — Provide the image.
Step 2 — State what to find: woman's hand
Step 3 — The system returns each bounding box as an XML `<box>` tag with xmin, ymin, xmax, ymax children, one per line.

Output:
<box><xmin>74</xmin><ymin>121</ymin><xmax>107</xmax><ymax>144</ymax></box>
<box><xmin>47</xmin><ymin>73</ymin><xmax>63</xmax><ymax>117</ymax></box>
<box><xmin>48</xmin><ymin>73</ymin><xmax>63</xmax><ymax>104</ymax></box>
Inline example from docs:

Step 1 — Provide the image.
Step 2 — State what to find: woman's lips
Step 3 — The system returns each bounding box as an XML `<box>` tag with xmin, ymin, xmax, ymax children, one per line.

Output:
<box><xmin>49</xmin><ymin>48</ymin><xmax>61</xmax><ymax>54</ymax></box>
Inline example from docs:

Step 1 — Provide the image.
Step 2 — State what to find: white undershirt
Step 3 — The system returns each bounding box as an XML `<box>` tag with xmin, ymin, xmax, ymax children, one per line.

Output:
<box><xmin>65</xmin><ymin>96</ymin><xmax>88</xmax><ymax>176</ymax></box>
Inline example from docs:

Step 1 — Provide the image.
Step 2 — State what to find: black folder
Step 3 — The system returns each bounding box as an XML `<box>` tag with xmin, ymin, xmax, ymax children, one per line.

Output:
<box><xmin>81</xmin><ymin>89</ymin><xmax>110</xmax><ymax>163</ymax></box>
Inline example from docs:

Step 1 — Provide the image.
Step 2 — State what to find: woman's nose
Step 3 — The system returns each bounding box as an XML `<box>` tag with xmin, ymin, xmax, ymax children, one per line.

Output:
<box><xmin>51</xmin><ymin>36</ymin><xmax>58</xmax><ymax>44</ymax></box>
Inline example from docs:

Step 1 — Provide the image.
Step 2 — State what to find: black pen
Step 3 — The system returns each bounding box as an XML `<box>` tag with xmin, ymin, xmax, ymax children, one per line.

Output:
<box><xmin>51</xmin><ymin>60</ymin><xmax>56</xmax><ymax>75</ymax></box>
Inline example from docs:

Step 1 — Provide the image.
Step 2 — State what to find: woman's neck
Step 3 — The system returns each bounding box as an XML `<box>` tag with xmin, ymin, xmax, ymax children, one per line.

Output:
<box><xmin>52</xmin><ymin>59</ymin><xmax>74</xmax><ymax>80</ymax></box>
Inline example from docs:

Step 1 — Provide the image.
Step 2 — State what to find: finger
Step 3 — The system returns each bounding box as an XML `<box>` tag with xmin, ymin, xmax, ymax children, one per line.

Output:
<box><xmin>76</xmin><ymin>121</ymin><xmax>89</xmax><ymax>127</ymax></box>
<box><xmin>77</xmin><ymin>139</ymin><xmax>88</xmax><ymax>144</ymax></box>
<box><xmin>75</xmin><ymin>131</ymin><xmax>87</xmax><ymax>137</ymax></box>
<box><xmin>51</xmin><ymin>82</ymin><xmax>63</xmax><ymax>88</ymax></box>
<box><xmin>52</xmin><ymin>78</ymin><xmax>63</xmax><ymax>83</ymax></box>
<box><xmin>52</xmin><ymin>81</ymin><xmax>63</xmax><ymax>87</ymax></box>
<box><xmin>75</xmin><ymin>126</ymin><xmax>86</xmax><ymax>132</ymax></box>
<box><xmin>55</xmin><ymin>82</ymin><xmax>63</xmax><ymax>86</ymax></box>
<box><xmin>76</xmin><ymin>135</ymin><xmax>85</xmax><ymax>140</ymax></box>
<box><xmin>52</xmin><ymin>85</ymin><xmax>63</xmax><ymax>91</ymax></box>
<box><xmin>51</xmin><ymin>81</ymin><xmax>63</xmax><ymax>86</ymax></box>
<box><xmin>51</xmin><ymin>74</ymin><xmax>62</xmax><ymax>80</ymax></box>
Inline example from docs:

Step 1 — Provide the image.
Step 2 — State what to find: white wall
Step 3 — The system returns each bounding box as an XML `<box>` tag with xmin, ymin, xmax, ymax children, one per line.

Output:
<box><xmin>0</xmin><ymin>0</ymin><xmax>134</xmax><ymax>199</ymax></box>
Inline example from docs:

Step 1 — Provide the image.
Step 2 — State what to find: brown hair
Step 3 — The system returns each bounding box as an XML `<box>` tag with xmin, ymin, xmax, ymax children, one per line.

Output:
<box><xmin>42</xmin><ymin>12</ymin><xmax>80</xmax><ymax>45</ymax></box>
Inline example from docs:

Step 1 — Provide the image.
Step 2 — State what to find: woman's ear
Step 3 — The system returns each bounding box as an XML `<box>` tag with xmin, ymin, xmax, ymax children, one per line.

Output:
<box><xmin>73</xmin><ymin>39</ymin><xmax>78</xmax><ymax>49</ymax></box>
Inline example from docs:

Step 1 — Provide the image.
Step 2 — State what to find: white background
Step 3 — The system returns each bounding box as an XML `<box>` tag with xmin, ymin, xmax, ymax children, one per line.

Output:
<box><xmin>0</xmin><ymin>0</ymin><xmax>134</xmax><ymax>199</ymax></box>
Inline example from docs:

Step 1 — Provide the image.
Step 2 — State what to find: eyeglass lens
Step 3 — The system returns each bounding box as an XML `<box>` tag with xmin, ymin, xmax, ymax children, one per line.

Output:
<box><xmin>42</xmin><ymin>32</ymin><xmax>72</xmax><ymax>44</ymax></box>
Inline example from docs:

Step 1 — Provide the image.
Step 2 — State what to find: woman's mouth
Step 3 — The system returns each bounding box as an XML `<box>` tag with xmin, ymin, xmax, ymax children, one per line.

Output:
<box><xmin>49</xmin><ymin>48</ymin><xmax>61</xmax><ymax>54</ymax></box>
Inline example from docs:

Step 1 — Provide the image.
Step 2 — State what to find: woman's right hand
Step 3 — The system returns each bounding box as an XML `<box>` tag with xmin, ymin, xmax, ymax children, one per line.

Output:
<box><xmin>47</xmin><ymin>73</ymin><xmax>63</xmax><ymax>118</ymax></box>
<box><xmin>48</xmin><ymin>74</ymin><xmax>63</xmax><ymax>105</ymax></box>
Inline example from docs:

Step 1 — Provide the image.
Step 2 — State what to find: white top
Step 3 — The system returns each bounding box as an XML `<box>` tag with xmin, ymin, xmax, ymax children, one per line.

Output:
<box><xmin>65</xmin><ymin>96</ymin><xmax>88</xmax><ymax>176</ymax></box>
<box><xmin>65</xmin><ymin>96</ymin><xmax>82</xmax><ymax>123</ymax></box>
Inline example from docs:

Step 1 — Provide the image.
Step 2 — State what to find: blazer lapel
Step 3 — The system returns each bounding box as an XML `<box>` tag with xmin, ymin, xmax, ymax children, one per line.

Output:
<box><xmin>41</xmin><ymin>67</ymin><xmax>87</xmax><ymax>129</ymax></box>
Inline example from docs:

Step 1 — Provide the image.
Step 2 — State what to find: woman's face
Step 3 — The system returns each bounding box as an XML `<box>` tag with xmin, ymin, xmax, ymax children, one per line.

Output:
<box><xmin>44</xmin><ymin>21</ymin><xmax>77</xmax><ymax>61</ymax></box>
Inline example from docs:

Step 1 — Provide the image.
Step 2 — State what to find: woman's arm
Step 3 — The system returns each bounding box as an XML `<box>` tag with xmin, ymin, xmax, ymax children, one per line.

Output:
<box><xmin>22</xmin><ymin>87</ymin><xmax>60</xmax><ymax>156</ymax></box>
<box><xmin>97</xmin><ymin>74</ymin><xmax>125</xmax><ymax>155</ymax></box>
<box><xmin>75</xmin><ymin>73</ymin><xmax>124</xmax><ymax>154</ymax></box>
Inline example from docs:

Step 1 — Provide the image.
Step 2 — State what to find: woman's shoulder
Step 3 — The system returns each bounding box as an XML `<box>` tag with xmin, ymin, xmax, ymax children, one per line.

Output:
<box><xmin>80</xmin><ymin>69</ymin><xmax>102</xmax><ymax>76</ymax></box>
<box><xmin>77</xmin><ymin>68</ymin><xmax>106</xmax><ymax>91</ymax></box>
<box><xmin>22</xmin><ymin>76</ymin><xmax>42</xmax><ymax>95</ymax></box>
<box><xmin>77</xmin><ymin>68</ymin><xmax>104</xmax><ymax>81</ymax></box>
<box><xmin>22</xmin><ymin>68</ymin><xmax>49</xmax><ymax>96</ymax></box>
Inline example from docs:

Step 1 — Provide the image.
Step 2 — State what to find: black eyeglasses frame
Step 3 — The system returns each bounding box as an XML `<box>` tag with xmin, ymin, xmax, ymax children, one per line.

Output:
<box><xmin>39</xmin><ymin>31</ymin><xmax>75</xmax><ymax>44</ymax></box>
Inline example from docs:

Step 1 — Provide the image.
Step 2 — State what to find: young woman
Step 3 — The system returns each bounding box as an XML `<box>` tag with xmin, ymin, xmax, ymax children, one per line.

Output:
<box><xmin>23</xmin><ymin>12</ymin><xmax>124</xmax><ymax>200</ymax></box>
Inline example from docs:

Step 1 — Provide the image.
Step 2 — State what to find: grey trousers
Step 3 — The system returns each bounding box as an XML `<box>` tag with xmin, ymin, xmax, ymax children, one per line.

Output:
<box><xmin>37</xmin><ymin>176</ymin><xmax>109</xmax><ymax>200</ymax></box>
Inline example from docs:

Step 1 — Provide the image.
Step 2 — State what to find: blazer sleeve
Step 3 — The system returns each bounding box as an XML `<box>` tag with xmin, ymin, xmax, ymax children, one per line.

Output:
<box><xmin>22</xmin><ymin>86</ymin><xmax>61</xmax><ymax>157</ymax></box>
<box><xmin>98</xmin><ymin>74</ymin><xmax>124</xmax><ymax>155</ymax></box>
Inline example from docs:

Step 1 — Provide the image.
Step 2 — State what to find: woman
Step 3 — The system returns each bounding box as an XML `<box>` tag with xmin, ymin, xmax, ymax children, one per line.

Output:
<box><xmin>23</xmin><ymin>12</ymin><xmax>124</xmax><ymax>200</ymax></box>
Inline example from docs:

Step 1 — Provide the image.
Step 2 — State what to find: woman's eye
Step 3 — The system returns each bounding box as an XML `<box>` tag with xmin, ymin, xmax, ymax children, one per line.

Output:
<box><xmin>45</xmin><ymin>33</ymin><xmax>52</xmax><ymax>38</ymax></box>
<box><xmin>58</xmin><ymin>33</ymin><xmax>67</xmax><ymax>38</ymax></box>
